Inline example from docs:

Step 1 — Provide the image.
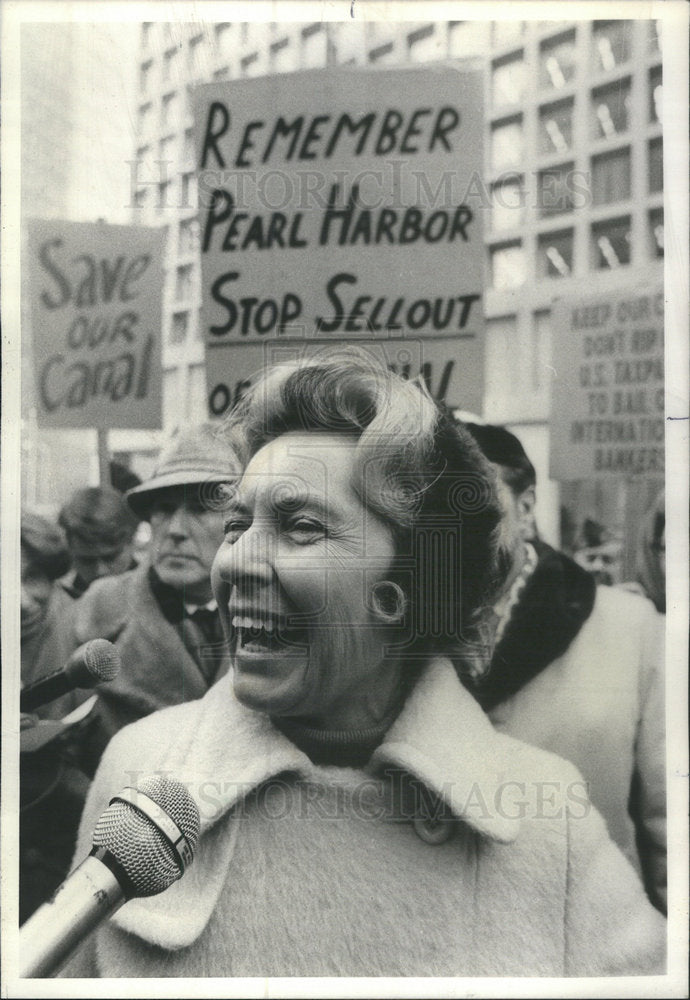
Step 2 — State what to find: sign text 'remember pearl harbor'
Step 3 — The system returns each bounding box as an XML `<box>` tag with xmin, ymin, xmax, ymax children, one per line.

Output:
<box><xmin>28</xmin><ymin>219</ymin><xmax>165</xmax><ymax>429</ymax></box>
<box><xmin>194</xmin><ymin>65</ymin><xmax>484</xmax><ymax>413</ymax></box>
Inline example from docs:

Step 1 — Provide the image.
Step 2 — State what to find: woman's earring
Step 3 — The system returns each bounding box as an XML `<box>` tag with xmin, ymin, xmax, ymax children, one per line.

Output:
<box><xmin>369</xmin><ymin>580</ymin><xmax>407</xmax><ymax>623</ymax></box>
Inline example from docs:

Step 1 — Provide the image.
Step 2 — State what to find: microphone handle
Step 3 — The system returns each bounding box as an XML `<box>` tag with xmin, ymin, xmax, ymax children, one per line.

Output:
<box><xmin>19</xmin><ymin>855</ymin><xmax>125</xmax><ymax>978</ymax></box>
<box><xmin>21</xmin><ymin>671</ymin><xmax>74</xmax><ymax>714</ymax></box>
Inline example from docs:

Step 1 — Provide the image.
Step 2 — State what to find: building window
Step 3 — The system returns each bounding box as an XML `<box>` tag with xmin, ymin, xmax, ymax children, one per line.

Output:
<box><xmin>591</xmin><ymin>217</ymin><xmax>631</xmax><ymax>270</ymax></box>
<box><xmin>215</xmin><ymin>23</ymin><xmax>232</xmax><ymax>56</ymax></box>
<box><xmin>591</xmin><ymin>78</ymin><xmax>631</xmax><ymax>140</ymax></box>
<box><xmin>649</xmin><ymin>66</ymin><xmax>663</xmax><ymax>124</ymax></box>
<box><xmin>591</xmin><ymin>148</ymin><xmax>631</xmax><ymax>205</ymax></box>
<box><xmin>538</xmin><ymin>162</ymin><xmax>575</xmax><ymax>217</ymax></box>
<box><xmin>157</xmin><ymin>180</ymin><xmax>172</xmax><ymax>213</ymax></box>
<box><xmin>539</xmin><ymin>99</ymin><xmax>574</xmax><ymax>155</ymax></box>
<box><xmin>409</xmin><ymin>24</ymin><xmax>442</xmax><ymax>62</ymax></box>
<box><xmin>448</xmin><ymin>20</ymin><xmax>487</xmax><ymax>55</ymax></box>
<box><xmin>537</xmin><ymin>229</ymin><xmax>573</xmax><ymax>278</ymax></box>
<box><xmin>175</xmin><ymin>264</ymin><xmax>194</xmax><ymax>301</ymax></box>
<box><xmin>648</xmin><ymin>208</ymin><xmax>664</xmax><ymax>259</ymax></box>
<box><xmin>330</xmin><ymin>22</ymin><xmax>365</xmax><ymax>65</ymax></box>
<box><xmin>134</xmin><ymin>187</ymin><xmax>149</xmax><ymax>210</ymax></box>
<box><xmin>408</xmin><ymin>23</ymin><xmax>433</xmax><ymax>46</ymax></box>
<box><xmin>491</xmin><ymin>117</ymin><xmax>524</xmax><ymax>171</ymax></box>
<box><xmin>213</xmin><ymin>65</ymin><xmax>230</xmax><ymax>80</ymax></box>
<box><xmin>491</xmin><ymin>20</ymin><xmax>523</xmax><ymax>48</ymax></box>
<box><xmin>138</xmin><ymin>102</ymin><xmax>152</xmax><ymax>133</ymax></box>
<box><xmin>539</xmin><ymin>31</ymin><xmax>576</xmax><ymax>90</ymax></box>
<box><xmin>188</xmin><ymin>34</ymin><xmax>206</xmax><ymax>79</ymax></box>
<box><xmin>369</xmin><ymin>41</ymin><xmax>395</xmax><ymax>64</ymax></box>
<box><xmin>178</xmin><ymin>217</ymin><xmax>199</xmax><ymax>255</ymax></box>
<box><xmin>139</xmin><ymin>59</ymin><xmax>153</xmax><ymax>94</ymax></box>
<box><xmin>241</xmin><ymin>52</ymin><xmax>259</xmax><ymax>76</ymax></box>
<box><xmin>491</xmin><ymin>176</ymin><xmax>524</xmax><ymax>232</ymax></box>
<box><xmin>270</xmin><ymin>38</ymin><xmax>295</xmax><ymax>73</ymax></box>
<box><xmin>490</xmin><ymin>242</ymin><xmax>526</xmax><ymax>289</ymax></box>
<box><xmin>492</xmin><ymin>53</ymin><xmax>526</xmax><ymax>107</ymax></box>
<box><xmin>161</xmin><ymin>92</ymin><xmax>178</xmax><ymax>129</ymax></box>
<box><xmin>302</xmin><ymin>22</ymin><xmax>327</xmax><ymax>67</ymax></box>
<box><xmin>159</xmin><ymin>135</ymin><xmax>176</xmax><ymax>163</ymax></box>
<box><xmin>163</xmin><ymin>47</ymin><xmax>179</xmax><ymax>82</ymax></box>
<box><xmin>141</xmin><ymin>22</ymin><xmax>152</xmax><ymax>48</ymax></box>
<box><xmin>648</xmin><ymin>138</ymin><xmax>663</xmax><ymax>193</ymax></box>
<box><xmin>170</xmin><ymin>311</ymin><xmax>189</xmax><ymax>344</ymax></box>
<box><xmin>591</xmin><ymin>21</ymin><xmax>632</xmax><ymax>74</ymax></box>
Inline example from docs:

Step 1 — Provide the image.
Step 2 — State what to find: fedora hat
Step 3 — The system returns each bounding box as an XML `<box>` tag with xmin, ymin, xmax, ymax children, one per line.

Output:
<box><xmin>126</xmin><ymin>424</ymin><xmax>239</xmax><ymax>519</ymax></box>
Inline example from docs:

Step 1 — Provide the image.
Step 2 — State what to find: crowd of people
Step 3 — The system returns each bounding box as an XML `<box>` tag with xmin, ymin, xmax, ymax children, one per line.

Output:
<box><xmin>19</xmin><ymin>349</ymin><xmax>668</xmax><ymax>977</ymax></box>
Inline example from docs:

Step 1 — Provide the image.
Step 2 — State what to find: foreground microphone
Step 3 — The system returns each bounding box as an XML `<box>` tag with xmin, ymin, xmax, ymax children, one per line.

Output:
<box><xmin>20</xmin><ymin>639</ymin><xmax>121</xmax><ymax>713</ymax></box>
<box><xmin>19</xmin><ymin>775</ymin><xmax>200</xmax><ymax>978</ymax></box>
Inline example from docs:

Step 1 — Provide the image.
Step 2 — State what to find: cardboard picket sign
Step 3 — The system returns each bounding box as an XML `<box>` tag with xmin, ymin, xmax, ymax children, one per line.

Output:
<box><xmin>194</xmin><ymin>64</ymin><xmax>485</xmax><ymax>412</ymax></box>
<box><xmin>27</xmin><ymin>218</ymin><xmax>165</xmax><ymax>429</ymax></box>
<box><xmin>550</xmin><ymin>282</ymin><xmax>665</xmax><ymax>480</ymax></box>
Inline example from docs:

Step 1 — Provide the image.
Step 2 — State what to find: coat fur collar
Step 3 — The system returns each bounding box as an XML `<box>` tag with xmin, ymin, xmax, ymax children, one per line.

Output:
<box><xmin>104</xmin><ymin>657</ymin><xmax>522</xmax><ymax>948</ymax></box>
<box><xmin>471</xmin><ymin>542</ymin><xmax>596</xmax><ymax>710</ymax></box>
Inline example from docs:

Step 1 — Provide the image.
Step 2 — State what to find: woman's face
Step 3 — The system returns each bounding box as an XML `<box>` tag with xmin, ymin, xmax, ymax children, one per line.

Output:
<box><xmin>212</xmin><ymin>431</ymin><xmax>401</xmax><ymax>728</ymax></box>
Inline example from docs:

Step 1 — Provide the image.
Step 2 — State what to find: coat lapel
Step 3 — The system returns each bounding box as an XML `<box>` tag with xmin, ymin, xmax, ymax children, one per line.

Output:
<box><xmin>372</xmin><ymin>657</ymin><xmax>522</xmax><ymax>843</ymax></box>
<box><xmin>109</xmin><ymin>673</ymin><xmax>311</xmax><ymax>947</ymax></box>
<box><xmin>109</xmin><ymin>658</ymin><xmax>521</xmax><ymax>948</ymax></box>
<box><xmin>74</xmin><ymin>567</ymin><xmax>231</xmax><ymax>709</ymax></box>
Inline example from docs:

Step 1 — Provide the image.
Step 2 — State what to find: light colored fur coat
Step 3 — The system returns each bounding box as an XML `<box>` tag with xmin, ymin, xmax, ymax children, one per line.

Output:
<box><xmin>490</xmin><ymin>585</ymin><xmax>666</xmax><ymax>910</ymax></box>
<box><xmin>60</xmin><ymin>658</ymin><xmax>666</xmax><ymax>979</ymax></box>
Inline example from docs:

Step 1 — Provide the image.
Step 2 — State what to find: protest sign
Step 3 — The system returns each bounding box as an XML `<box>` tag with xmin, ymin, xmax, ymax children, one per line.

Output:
<box><xmin>194</xmin><ymin>64</ymin><xmax>484</xmax><ymax>412</ymax></box>
<box><xmin>550</xmin><ymin>283</ymin><xmax>665</xmax><ymax>480</ymax></box>
<box><xmin>27</xmin><ymin>219</ymin><xmax>165</xmax><ymax>429</ymax></box>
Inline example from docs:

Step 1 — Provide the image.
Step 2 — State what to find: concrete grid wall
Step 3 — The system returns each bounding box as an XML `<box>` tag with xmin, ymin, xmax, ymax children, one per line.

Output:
<box><xmin>131</xmin><ymin>16</ymin><xmax>664</xmax><ymax>547</ymax></box>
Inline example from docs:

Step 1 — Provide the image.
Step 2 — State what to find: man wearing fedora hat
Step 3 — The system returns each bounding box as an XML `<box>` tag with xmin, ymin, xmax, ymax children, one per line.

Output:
<box><xmin>67</xmin><ymin>424</ymin><xmax>240</xmax><ymax>773</ymax></box>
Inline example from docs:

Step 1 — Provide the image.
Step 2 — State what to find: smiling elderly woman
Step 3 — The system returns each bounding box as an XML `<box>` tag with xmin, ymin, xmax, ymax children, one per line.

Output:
<box><xmin>62</xmin><ymin>351</ymin><xmax>665</xmax><ymax>979</ymax></box>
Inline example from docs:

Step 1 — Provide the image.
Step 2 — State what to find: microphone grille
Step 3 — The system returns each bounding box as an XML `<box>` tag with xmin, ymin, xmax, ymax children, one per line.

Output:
<box><xmin>84</xmin><ymin>639</ymin><xmax>121</xmax><ymax>682</ymax></box>
<box><xmin>92</xmin><ymin>775</ymin><xmax>200</xmax><ymax>897</ymax></box>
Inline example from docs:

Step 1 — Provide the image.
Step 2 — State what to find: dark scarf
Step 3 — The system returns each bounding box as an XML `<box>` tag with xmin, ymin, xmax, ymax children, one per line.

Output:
<box><xmin>470</xmin><ymin>541</ymin><xmax>596</xmax><ymax>711</ymax></box>
<box><xmin>271</xmin><ymin>717</ymin><xmax>393</xmax><ymax>769</ymax></box>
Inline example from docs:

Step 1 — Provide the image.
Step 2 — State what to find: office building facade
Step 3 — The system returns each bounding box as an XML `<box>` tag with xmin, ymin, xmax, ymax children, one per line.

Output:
<box><xmin>129</xmin><ymin>17</ymin><xmax>664</xmax><ymax>553</ymax></box>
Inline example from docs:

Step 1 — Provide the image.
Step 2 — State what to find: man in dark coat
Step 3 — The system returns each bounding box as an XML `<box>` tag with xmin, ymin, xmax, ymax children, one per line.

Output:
<box><xmin>68</xmin><ymin>423</ymin><xmax>240</xmax><ymax>773</ymax></box>
<box><xmin>58</xmin><ymin>486</ymin><xmax>139</xmax><ymax>598</ymax></box>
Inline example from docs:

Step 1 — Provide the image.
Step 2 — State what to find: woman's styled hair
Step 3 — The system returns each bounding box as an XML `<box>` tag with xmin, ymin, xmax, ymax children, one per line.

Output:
<box><xmin>21</xmin><ymin>511</ymin><xmax>71</xmax><ymax>580</ymax></box>
<box><xmin>222</xmin><ymin>347</ymin><xmax>506</xmax><ymax>674</ymax></box>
